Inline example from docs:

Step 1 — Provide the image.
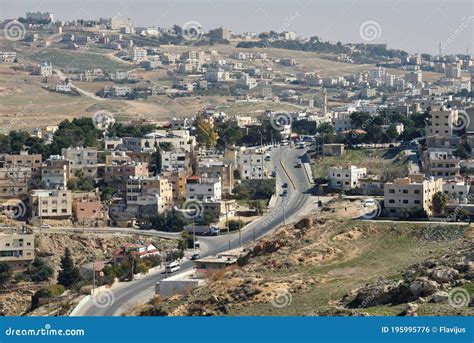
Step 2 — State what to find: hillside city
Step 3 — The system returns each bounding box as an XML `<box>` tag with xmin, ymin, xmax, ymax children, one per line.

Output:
<box><xmin>0</xmin><ymin>11</ymin><xmax>472</xmax><ymax>317</ymax></box>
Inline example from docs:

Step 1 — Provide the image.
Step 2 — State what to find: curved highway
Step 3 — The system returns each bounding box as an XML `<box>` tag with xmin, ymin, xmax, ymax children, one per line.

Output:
<box><xmin>74</xmin><ymin>145</ymin><xmax>320</xmax><ymax>316</ymax></box>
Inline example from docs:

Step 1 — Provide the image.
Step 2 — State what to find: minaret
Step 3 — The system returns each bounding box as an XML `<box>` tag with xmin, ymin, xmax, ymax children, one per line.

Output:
<box><xmin>322</xmin><ymin>88</ymin><xmax>327</xmax><ymax>116</ymax></box>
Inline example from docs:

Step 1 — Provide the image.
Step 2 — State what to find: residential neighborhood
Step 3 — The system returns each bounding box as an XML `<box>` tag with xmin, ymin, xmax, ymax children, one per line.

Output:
<box><xmin>0</xmin><ymin>4</ymin><xmax>472</xmax><ymax>325</ymax></box>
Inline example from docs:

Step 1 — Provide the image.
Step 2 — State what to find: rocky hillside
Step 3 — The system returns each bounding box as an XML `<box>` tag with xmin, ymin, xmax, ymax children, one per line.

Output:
<box><xmin>0</xmin><ymin>232</ymin><xmax>171</xmax><ymax>316</ymax></box>
<box><xmin>134</xmin><ymin>199</ymin><xmax>473</xmax><ymax>316</ymax></box>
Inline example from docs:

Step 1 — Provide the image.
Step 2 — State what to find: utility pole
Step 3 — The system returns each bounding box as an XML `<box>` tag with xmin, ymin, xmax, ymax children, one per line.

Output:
<box><xmin>192</xmin><ymin>218</ymin><xmax>196</xmax><ymax>253</ymax></box>
<box><xmin>225</xmin><ymin>201</ymin><xmax>230</xmax><ymax>250</ymax></box>
<box><xmin>239</xmin><ymin>216</ymin><xmax>242</xmax><ymax>248</ymax></box>
<box><xmin>260</xmin><ymin>131</ymin><xmax>264</xmax><ymax>179</ymax></box>
<box><xmin>92</xmin><ymin>257</ymin><xmax>96</xmax><ymax>295</ymax></box>
<box><xmin>282</xmin><ymin>193</ymin><xmax>287</xmax><ymax>226</ymax></box>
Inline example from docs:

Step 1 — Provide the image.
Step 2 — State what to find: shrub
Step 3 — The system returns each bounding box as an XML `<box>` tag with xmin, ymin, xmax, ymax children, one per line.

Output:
<box><xmin>0</xmin><ymin>262</ymin><xmax>12</xmax><ymax>285</ymax></box>
<box><xmin>227</xmin><ymin>219</ymin><xmax>243</xmax><ymax>231</ymax></box>
<box><xmin>31</xmin><ymin>284</ymin><xmax>65</xmax><ymax>309</ymax></box>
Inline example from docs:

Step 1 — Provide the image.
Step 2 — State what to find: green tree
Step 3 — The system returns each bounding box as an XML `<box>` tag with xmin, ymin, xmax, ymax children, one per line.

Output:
<box><xmin>195</xmin><ymin>116</ymin><xmax>217</xmax><ymax>148</ymax></box>
<box><xmin>27</xmin><ymin>257</ymin><xmax>54</xmax><ymax>282</ymax></box>
<box><xmin>385</xmin><ymin>124</ymin><xmax>399</xmax><ymax>142</ymax></box>
<box><xmin>57</xmin><ymin>248</ymin><xmax>81</xmax><ymax>288</ymax></box>
<box><xmin>432</xmin><ymin>192</ymin><xmax>448</xmax><ymax>216</ymax></box>
<box><xmin>0</xmin><ymin>262</ymin><xmax>12</xmax><ymax>285</ymax></box>
<box><xmin>317</xmin><ymin>123</ymin><xmax>334</xmax><ymax>134</ymax></box>
<box><xmin>151</xmin><ymin>149</ymin><xmax>162</xmax><ymax>176</ymax></box>
<box><xmin>217</xmin><ymin>121</ymin><xmax>243</xmax><ymax>148</ymax></box>
<box><xmin>233</xmin><ymin>179</ymin><xmax>276</xmax><ymax>200</ymax></box>
<box><xmin>248</xmin><ymin>200</ymin><xmax>264</xmax><ymax>215</ymax></box>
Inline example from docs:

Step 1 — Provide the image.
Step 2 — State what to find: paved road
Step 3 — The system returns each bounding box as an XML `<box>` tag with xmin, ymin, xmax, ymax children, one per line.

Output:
<box><xmin>35</xmin><ymin>227</ymin><xmax>181</xmax><ymax>240</ymax></box>
<box><xmin>74</xmin><ymin>145</ymin><xmax>322</xmax><ymax>316</ymax></box>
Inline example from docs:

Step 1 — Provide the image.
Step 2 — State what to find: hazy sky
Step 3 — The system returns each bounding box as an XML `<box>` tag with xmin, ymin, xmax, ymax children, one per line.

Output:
<box><xmin>1</xmin><ymin>0</ymin><xmax>473</xmax><ymax>54</ymax></box>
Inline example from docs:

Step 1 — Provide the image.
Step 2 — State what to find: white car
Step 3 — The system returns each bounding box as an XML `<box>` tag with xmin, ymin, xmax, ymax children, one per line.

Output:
<box><xmin>363</xmin><ymin>199</ymin><xmax>376</xmax><ymax>207</ymax></box>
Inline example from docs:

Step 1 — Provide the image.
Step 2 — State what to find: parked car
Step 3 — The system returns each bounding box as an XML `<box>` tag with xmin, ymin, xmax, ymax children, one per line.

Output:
<box><xmin>190</xmin><ymin>253</ymin><xmax>201</xmax><ymax>260</ymax></box>
<box><xmin>282</xmin><ymin>182</ymin><xmax>288</xmax><ymax>188</ymax></box>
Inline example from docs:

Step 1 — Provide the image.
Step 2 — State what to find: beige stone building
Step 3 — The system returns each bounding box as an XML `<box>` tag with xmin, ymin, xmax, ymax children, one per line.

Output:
<box><xmin>0</xmin><ymin>152</ymin><xmax>42</xmax><ymax>172</ymax></box>
<box><xmin>384</xmin><ymin>175</ymin><xmax>443</xmax><ymax>217</ymax></box>
<box><xmin>126</xmin><ymin>176</ymin><xmax>173</xmax><ymax>213</ymax></box>
<box><xmin>0</xmin><ymin>179</ymin><xmax>28</xmax><ymax>198</ymax></box>
<box><xmin>199</xmin><ymin>162</ymin><xmax>235</xmax><ymax>195</ymax></box>
<box><xmin>0</xmin><ymin>227</ymin><xmax>35</xmax><ymax>269</ymax></box>
<box><xmin>62</xmin><ymin>147</ymin><xmax>98</xmax><ymax>178</ymax></box>
<box><xmin>161</xmin><ymin>170</ymin><xmax>188</xmax><ymax>202</ymax></box>
<box><xmin>29</xmin><ymin>190</ymin><xmax>72</xmax><ymax>219</ymax></box>
<box><xmin>427</xmin><ymin>108</ymin><xmax>458</xmax><ymax>137</ymax></box>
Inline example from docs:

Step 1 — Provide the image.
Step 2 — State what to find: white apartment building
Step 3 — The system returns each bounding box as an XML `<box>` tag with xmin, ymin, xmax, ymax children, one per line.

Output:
<box><xmin>186</xmin><ymin>176</ymin><xmax>222</xmax><ymax>202</ymax></box>
<box><xmin>331</xmin><ymin>112</ymin><xmax>353</xmax><ymax>133</ymax></box>
<box><xmin>0</xmin><ymin>51</ymin><xmax>16</xmax><ymax>63</ymax></box>
<box><xmin>237</xmin><ymin>73</ymin><xmax>257</xmax><ymax>89</ymax></box>
<box><xmin>122</xmin><ymin>130</ymin><xmax>195</xmax><ymax>152</ymax></box>
<box><xmin>237</xmin><ymin>148</ymin><xmax>267</xmax><ymax>180</ymax></box>
<box><xmin>26</xmin><ymin>11</ymin><xmax>54</xmax><ymax>22</ymax></box>
<box><xmin>427</xmin><ymin>150</ymin><xmax>460</xmax><ymax>179</ymax></box>
<box><xmin>112</xmin><ymin>85</ymin><xmax>132</xmax><ymax>97</ymax></box>
<box><xmin>55</xmin><ymin>83</ymin><xmax>71</xmax><ymax>92</ymax></box>
<box><xmin>132</xmin><ymin>47</ymin><xmax>147</xmax><ymax>62</ymax></box>
<box><xmin>327</xmin><ymin>165</ymin><xmax>367</xmax><ymax>190</ymax></box>
<box><xmin>111</xmin><ymin>17</ymin><xmax>133</xmax><ymax>31</ymax></box>
<box><xmin>384</xmin><ymin>175</ymin><xmax>443</xmax><ymax>217</ymax></box>
<box><xmin>37</xmin><ymin>62</ymin><xmax>53</xmax><ymax>77</ymax></box>
<box><xmin>442</xmin><ymin>180</ymin><xmax>470</xmax><ymax>200</ymax></box>
<box><xmin>41</xmin><ymin>156</ymin><xmax>68</xmax><ymax>189</ymax></box>
<box><xmin>282</xmin><ymin>31</ymin><xmax>297</xmax><ymax>40</ymax></box>
<box><xmin>368</xmin><ymin>66</ymin><xmax>385</xmax><ymax>80</ymax></box>
<box><xmin>161</xmin><ymin>151</ymin><xmax>188</xmax><ymax>172</ymax></box>
<box><xmin>445</xmin><ymin>64</ymin><xmax>461</xmax><ymax>79</ymax></box>
<box><xmin>206</xmin><ymin>68</ymin><xmax>230</xmax><ymax>83</ymax></box>
<box><xmin>170</xmin><ymin>117</ymin><xmax>192</xmax><ymax>130</ymax></box>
